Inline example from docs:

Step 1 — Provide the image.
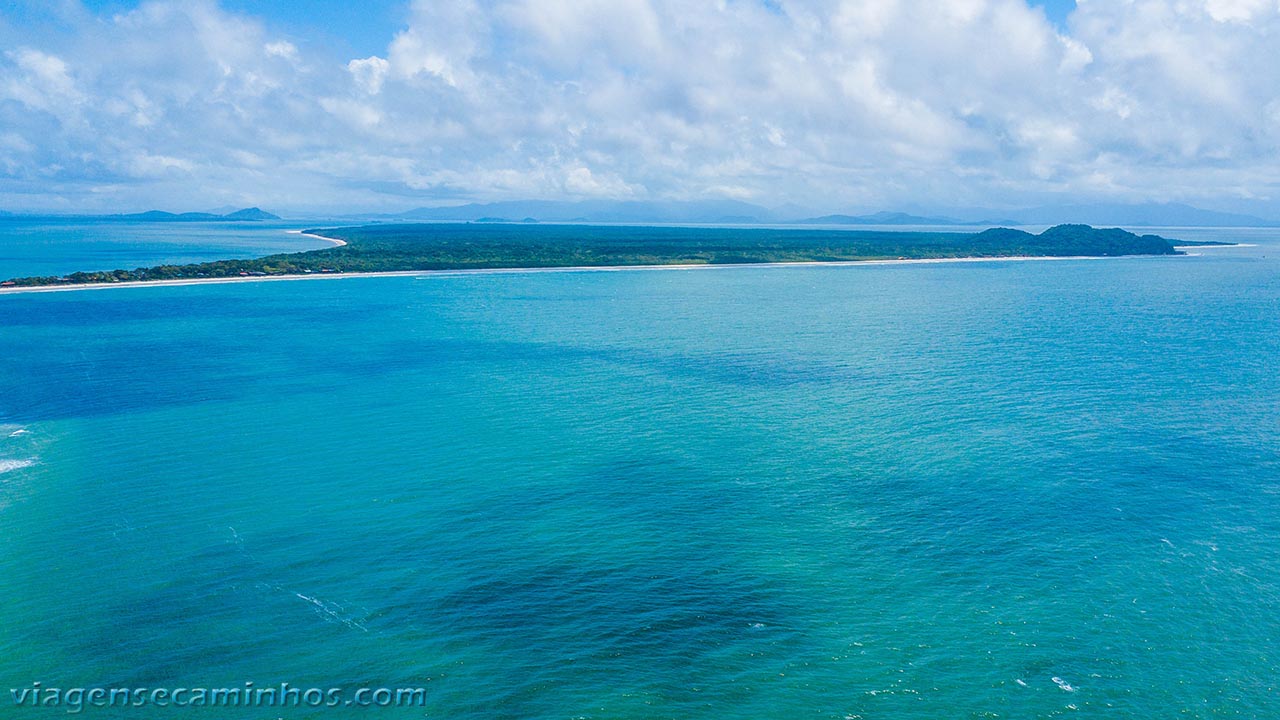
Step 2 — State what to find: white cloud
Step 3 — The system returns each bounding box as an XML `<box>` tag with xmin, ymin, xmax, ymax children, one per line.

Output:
<box><xmin>129</xmin><ymin>153</ymin><xmax>195</xmax><ymax>176</ymax></box>
<box><xmin>348</xmin><ymin>56</ymin><xmax>390</xmax><ymax>94</ymax></box>
<box><xmin>2</xmin><ymin>0</ymin><xmax>1280</xmax><ymax>214</ymax></box>
<box><xmin>1203</xmin><ymin>0</ymin><xmax>1273</xmax><ymax>22</ymax></box>
<box><xmin>2</xmin><ymin>48</ymin><xmax>84</xmax><ymax>115</ymax></box>
<box><xmin>264</xmin><ymin>40</ymin><xmax>298</xmax><ymax>61</ymax></box>
<box><xmin>563</xmin><ymin>166</ymin><xmax>638</xmax><ymax>197</ymax></box>
<box><xmin>320</xmin><ymin>96</ymin><xmax>383</xmax><ymax>129</ymax></box>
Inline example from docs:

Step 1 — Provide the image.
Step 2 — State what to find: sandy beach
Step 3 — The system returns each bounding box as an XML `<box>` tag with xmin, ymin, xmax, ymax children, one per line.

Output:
<box><xmin>285</xmin><ymin>229</ymin><xmax>348</xmax><ymax>246</ymax></box>
<box><xmin>0</xmin><ymin>253</ymin><xmax>1151</xmax><ymax>295</ymax></box>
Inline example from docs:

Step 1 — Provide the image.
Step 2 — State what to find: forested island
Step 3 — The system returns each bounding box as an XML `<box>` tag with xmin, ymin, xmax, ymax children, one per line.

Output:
<box><xmin>0</xmin><ymin>223</ymin><xmax>1200</xmax><ymax>288</ymax></box>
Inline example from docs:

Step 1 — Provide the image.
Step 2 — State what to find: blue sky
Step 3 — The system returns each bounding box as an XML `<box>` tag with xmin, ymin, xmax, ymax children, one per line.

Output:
<box><xmin>78</xmin><ymin>0</ymin><xmax>415</xmax><ymax>56</ymax></box>
<box><xmin>2</xmin><ymin>0</ymin><xmax>1278</xmax><ymax>216</ymax></box>
<box><xmin>1028</xmin><ymin>0</ymin><xmax>1076</xmax><ymax>29</ymax></box>
<box><xmin>76</xmin><ymin>1</ymin><xmax>1081</xmax><ymax>57</ymax></box>
<box><xmin>77</xmin><ymin>1</ymin><xmax>1081</xmax><ymax>56</ymax></box>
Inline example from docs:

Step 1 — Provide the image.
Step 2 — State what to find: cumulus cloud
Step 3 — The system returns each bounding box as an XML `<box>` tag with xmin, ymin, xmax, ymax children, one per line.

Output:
<box><xmin>0</xmin><ymin>0</ymin><xmax>1279</xmax><ymax>214</ymax></box>
<box><xmin>348</xmin><ymin>56</ymin><xmax>391</xmax><ymax>95</ymax></box>
<box><xmin>3</xmin><ymin>48</ymin><xmax>85</xmax><ymax>117</ymax></box>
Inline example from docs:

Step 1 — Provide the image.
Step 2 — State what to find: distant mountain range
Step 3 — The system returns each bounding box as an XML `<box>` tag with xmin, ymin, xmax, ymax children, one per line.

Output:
<box><xmin>375</xmin><ymin>199</ymin><xmax>772</xmax><ymax>225</ymax></box>
<box><xmin>796</xmin><ymin>202</ymin><xmax>1279</xmax><ymax>227</ymax></box>
<box><xmin>983</xmin><ymin>202</ymin><xmax>1280</xmax><ymax>227</ymax></box>
<box><xmin>792</xmin><ymin>211</ymin><xmax>1022</xmax><ymax>226</ymax></box>
<box><xmin>117</xmin><ymin>207</ymin><xmax>281</xmax><ymax>221</ymax></box>
<box><xmin>2</xmin><ymin>200</ymin><xmax>1275</xmax><ymax>227</ymax></box>
<box><xmin>348</xmin><ymin>200</ymin><xmax>1279</xmax><ymax>228</ymax></box>
<box><xmin>371</xmin><ymin>201</ymin><xmax>962</xmax><ymax>225</ymax></box>
<box><xmin>0</xmin><ymin>207</ymin><xmax>281</xmax><ymax>221</ymax></box>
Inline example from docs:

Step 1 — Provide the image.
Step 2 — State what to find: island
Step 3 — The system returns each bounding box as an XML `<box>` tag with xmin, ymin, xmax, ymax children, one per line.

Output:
<box><xmin>108</xmin><ymin>207</ymin><xmax>282</xmax><ymax>222</ymax></box>
<box><xmin>0</xmin><ymin>223</ymin><xmax>1200</xmax><ymax>289</ymax></box>
<box><xmin>0</xmin><ymin>207</ymin><xmax>282</xmax><ymax>222</ymax></box>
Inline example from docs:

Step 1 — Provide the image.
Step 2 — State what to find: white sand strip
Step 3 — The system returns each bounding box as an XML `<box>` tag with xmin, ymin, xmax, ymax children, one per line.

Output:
<box><xmin>0</xmin><ymin>253</ymin><xmax>1179</xmax><ymax>295</ymax></box>
<box><xmin>284</xmin><ymin>229</ymin><xmax>347</xmax><ymax>246</ymax></box>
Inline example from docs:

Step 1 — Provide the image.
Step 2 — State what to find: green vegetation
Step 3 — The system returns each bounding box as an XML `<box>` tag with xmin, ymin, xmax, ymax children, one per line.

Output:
<box><xmin>0</xmin><ymin>223</ymin><xmax>1185</xmax><ymax>287</ymax></box>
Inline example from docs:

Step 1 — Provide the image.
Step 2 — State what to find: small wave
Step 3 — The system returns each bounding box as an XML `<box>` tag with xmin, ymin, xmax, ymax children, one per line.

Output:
<box><xmin>1051</xmin><ymin>676</ymin><xmax>1077</xmax><ymax>692</ymax></box>
<box><xmin>0</xmin><ymin>459</ymin><xmax>35</xmax><ymax>474</ymax></box>
<box><xmin>1015</xmin><ymin>678</ymin><xmax>1028</xmax><ymax>687</ymax></box>
<box><xmin>295</xmin><ymin>592</ymin><xmax>369</xmax><ymax>632</ymax></box>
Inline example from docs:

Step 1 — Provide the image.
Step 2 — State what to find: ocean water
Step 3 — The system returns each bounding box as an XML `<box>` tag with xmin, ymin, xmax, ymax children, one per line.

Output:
<box><xmin>0</xmin><ymin>218</ymin><xmax>335</xmax><ymax>279</ymax></box>
<box><xmin>1</xmin><ymin>229</ymin><xmax>1278</xmax><ymax>718</ymax></box>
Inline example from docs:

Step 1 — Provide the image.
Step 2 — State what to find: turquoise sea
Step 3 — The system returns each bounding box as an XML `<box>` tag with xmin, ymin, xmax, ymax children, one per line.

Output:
<box><xmin>0</xmin><ymin>218</ymin><xmax>334</xmax><ymax>279</ymax></box>
<box><xmin>1</xmin><ymin>223</ymin><xmax>1278</xmax><ymax>718</ymax></box>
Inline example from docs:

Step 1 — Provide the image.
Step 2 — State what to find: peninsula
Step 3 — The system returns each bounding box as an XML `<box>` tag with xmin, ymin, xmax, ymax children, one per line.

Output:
<box><xmin>0</xmin><ymin>223</ymin><xmax>1192</xmax><ymax>288</ymax></box>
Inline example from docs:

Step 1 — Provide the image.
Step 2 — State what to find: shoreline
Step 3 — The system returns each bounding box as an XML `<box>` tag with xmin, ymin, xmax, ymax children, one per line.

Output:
<box><xmin>0</xmin><ymin>253</ymin><xmax>1169</xmax><ymax>295</ymax></box>
<box><xmin>285</xmin><ymin>229</ymin><xmax>347</xmax><ymax>247</ymax></box>
<box><xmin>1174</xmin><ymin>243</ymin><xmax>1253</xmax><ymax>249</ymax></box>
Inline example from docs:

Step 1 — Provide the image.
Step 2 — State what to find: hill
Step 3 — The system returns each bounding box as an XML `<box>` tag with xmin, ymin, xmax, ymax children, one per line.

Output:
<box><xmin>116</xmin><ymin>207</ymin><xmax>281</xmax><ymax>221</ymax></box>
<box><xmin>222</xmin><ymin>207</ymin><xmax>281</xmax><ymax>220</ymax></box>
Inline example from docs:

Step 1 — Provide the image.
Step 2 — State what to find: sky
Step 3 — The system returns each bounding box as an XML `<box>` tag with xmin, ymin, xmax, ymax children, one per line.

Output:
<box><xmin>2</xmin><ymin>0</ymin><xmax>1279</xmax><ymax>216</ymax></box>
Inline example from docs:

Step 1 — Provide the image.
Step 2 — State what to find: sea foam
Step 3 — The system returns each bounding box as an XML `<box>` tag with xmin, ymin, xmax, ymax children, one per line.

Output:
<box><xmin>0</xmin><ymin>459</ymin><xmax>35</xmax><ymax>474</ymax></box>
<box><xmin>1051</xmin><ymin>677</ymin><xmax>1077</xmax><ymax>692</ymax></box>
